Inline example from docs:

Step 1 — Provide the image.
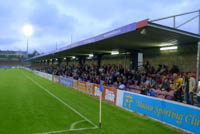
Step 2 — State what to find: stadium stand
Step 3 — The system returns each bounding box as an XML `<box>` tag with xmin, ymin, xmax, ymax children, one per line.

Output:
<box><xmin>27</xmin><ymin>19</ymin><xmax>200</xmax><ymax>106</ymax></box>
<box><xmin>0</xmin><ymin>50</ymin><xmax>26</xmax><ymax>68</ymax></box>
<box><xmin>32</xmin><ymin>61</ymin><xmax>198</xmax><ymax>105</ymax></box>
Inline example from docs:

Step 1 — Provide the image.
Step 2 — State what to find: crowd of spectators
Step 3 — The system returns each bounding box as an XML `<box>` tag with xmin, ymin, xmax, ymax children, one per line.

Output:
<box><xmin>39</xmin><ymin>61</ymin><xmax>200</xmax><ymax>106</ymax></box>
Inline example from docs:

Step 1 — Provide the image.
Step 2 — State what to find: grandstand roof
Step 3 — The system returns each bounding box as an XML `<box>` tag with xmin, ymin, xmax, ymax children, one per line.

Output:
<box><xmin>29</xmin><ymin>19</ymin><xmax>200</xmax><ymax>60</ymax></box>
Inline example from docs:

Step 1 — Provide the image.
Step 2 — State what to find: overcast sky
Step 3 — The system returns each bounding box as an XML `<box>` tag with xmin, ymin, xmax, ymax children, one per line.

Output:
<box><xmin>0</xmin><ymin>0</ymin><xmax>199</xmax><ymax>53</ymax></box>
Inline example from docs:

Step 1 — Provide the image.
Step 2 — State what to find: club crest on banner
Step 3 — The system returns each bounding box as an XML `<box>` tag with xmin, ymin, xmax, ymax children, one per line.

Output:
<box><xmin>123</xmin><ymin>92</ymin><xmax>134</xmax><ymax>110</ymax></box>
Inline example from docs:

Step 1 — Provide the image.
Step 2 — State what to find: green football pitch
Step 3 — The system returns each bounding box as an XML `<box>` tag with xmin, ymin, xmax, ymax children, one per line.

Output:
<box><xmin>0</xmin><ymin>69</ymin><xmax>185</xmax><ymax>134</ymax></box>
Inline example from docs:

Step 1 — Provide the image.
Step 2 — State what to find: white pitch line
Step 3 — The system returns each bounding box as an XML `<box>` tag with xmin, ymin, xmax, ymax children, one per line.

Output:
<box><xmin>36</xmin><ymin>127</ymin><xmax>98</xmax><ymax>134</ymax></box>
<box><xmin>70</xmin><ymin>120</ymin><xmax>86</xmax><ymax>130</ymax></box>
<box><xmin>22</xmin><ymin>72</ymin><xmax>98</xmax><ymax>129</ymax></box>
<box><xmin>35</xmin><ymin>120</ymin><xmax>97</xmax><ymax>134</ymax></box>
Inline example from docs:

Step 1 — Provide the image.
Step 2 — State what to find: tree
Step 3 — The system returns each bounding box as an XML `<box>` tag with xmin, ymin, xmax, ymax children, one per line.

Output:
<box><xmin>28</xmin><ymin>50</ymin><xmax>39</xmax><ymax>58</ymax></box>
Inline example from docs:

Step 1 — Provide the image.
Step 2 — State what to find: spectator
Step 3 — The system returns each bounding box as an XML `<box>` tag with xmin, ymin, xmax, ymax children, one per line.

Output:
<box><xmin>150</xmin><ymin>87</ymin><xmax>155</xmax><ymax>97</ymax></box>
<box><xmin>183</xmin><ymin>73</ymin><xmax>189</xmax><ymax>104</ymax></box>
<box><xmin>144</xmin><ymin>76</ymin><xmax>151</xmax><ymax>88</ymax></box>
<box><xmin>140</xmin><ymin>85</ymin><xmax>147</xmax><ymax>95</ymax></box>
<box><xmin>119</xmin><ymin>82</ymin><xmax>126</xmax><ymax>90</ymax></box>
<box><xmin>197</xmin><ymin>90</ymin><xmax>200</xmax><ymax>107</ymax></box>
<box><xmin>170</xmin><ymin>65</ymin><xmax>179</xmax><ymax>74</ymax></box>
<box><xmin>160</xmin><ymin>88</ymin><xmax>168</xmax><ymax>99</ymax></box>
<box><xmin>189</xmin><ymin>73</ymin><xmax>196</xmax><ymax>105</ymax></box>
<box><xmin>155</xmin><ymin>74</ymin><xmax>162</xmax><ymax>85</ymax></box>
<box><xmin>197</xmin><ymin>81</ymin><xmax>200</xmax><ymax>107</ymax></box>
<box><xmin>150</xmin><ymin>76</ymin><xmax>156</xmax><ymax>88</ymax></box>
<box><xmin>156</xmin><ymin>64</ymin><xmax>162</xmax><ymax>74</ymax></box>
<box><xmin>161</xmin><ymin>76</ymin><xmax>170</xmax><ymax>92</ymax></box>
<box><xmin>161</xmin><ymin>65</ymin><xmax>168</xmax><ymax>75</ymax></box>
<box><xmin>173</xmin><ymin>73</ymin><xmax>183</xmax><ymax>102</ymax></box>
<box><xmin>38</xmin><ymin>62</ymin><xmax>199</xmax><ymax>106</ymax></box>
<box><xmin>166</xmin><ymin>89</ymin><xmax>174</xmax><ymax>100</ymax></box>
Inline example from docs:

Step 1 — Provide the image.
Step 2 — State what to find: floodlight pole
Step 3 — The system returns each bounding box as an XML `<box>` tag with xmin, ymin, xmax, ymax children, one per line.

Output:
<box><xmin>27</xmin><ymin>39</ymin><xmax>29</xmax><ymax>53</ymax></box>
<box><xmin>71</xmin><ymin>34</ymin><xmax>72</xmax><ymax>44</ymax></box>
<box><xmin>196</xmin><ymin>10</ymin><xmax>200</xmax><ymax>91</ymax></box>
<box><xmin>26</xmin><ymin>38</ymin><xmax>29</xmax><ymax>58</ymax></box>
<box><xmin>56</xmin><ymin>42</ymin><xmax>58</xmax><ymax>50</ymax></box>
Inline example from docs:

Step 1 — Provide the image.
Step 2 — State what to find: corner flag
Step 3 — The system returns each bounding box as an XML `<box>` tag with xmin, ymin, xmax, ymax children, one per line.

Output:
<box><xmin>100</xmin><ymin>80</ymin><xmax>104</xmax><ymax>92</ymax></box>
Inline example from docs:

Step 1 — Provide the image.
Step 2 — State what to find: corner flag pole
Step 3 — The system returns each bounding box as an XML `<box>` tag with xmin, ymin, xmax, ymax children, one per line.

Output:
<box><xmin>99</xmin><ymin>91</ymin><xmax>102</xmax><ymax>128</ymax></box>
<box><xmin>99</xmin><ymin>80</ymin><xmax>104</xmax><ymax>128</ymax></box>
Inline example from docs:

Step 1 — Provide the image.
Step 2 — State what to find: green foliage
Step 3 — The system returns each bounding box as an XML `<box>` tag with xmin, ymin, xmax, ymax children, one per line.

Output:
<box><xmin>28</xmin><ymin>50</ymin><xmax>39</xmax><ymax>58</ymax></box>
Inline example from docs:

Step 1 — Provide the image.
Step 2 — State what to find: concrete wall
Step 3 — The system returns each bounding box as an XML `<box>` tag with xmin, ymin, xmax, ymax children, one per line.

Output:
<box><xmin>143</xmin><ymin>44</ymin><xmax>197</xmax><ymax>72</ymax></box>
<box><xmin>101</xmin><ymin>55</ymin><xmax>131</xmax><ymax>68</ymax></box>
<box><xmin>65</xmin><ymin>55</ymin><xmax>132</xmax><ymax>68</ymax></box>
<box><xmin>85</xmin><ymin>59</ymin><xmax>97</xmax><ymax>65</ymax></box>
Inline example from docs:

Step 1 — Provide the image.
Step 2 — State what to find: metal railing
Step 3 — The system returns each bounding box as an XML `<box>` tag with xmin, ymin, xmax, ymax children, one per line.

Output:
<box><xmin>150</xmin><ymin>9</ymin><xmax>200</xmax><ymax>29</ymax></box>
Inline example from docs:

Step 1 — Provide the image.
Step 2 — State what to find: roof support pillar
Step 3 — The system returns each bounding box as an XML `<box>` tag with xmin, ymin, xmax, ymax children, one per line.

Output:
<box><xmin>196</xmin><ymin>41</ymin><xmax>200</xmax><ymax>91</ymax></box>
<box><xmin>196</xmin><ymin>10</ymin><xmax>200</xmax><ymax>91</ymax></box>
<box><xmin>97</xmin><ymin>55</ymin><xmax>102</xmax><ymax>68</ymax></box>
<box><xmin>66</xmin><ymin>58</ymin><xmax>69</xmax><ymax>66</ymax></box>
<box><xmin>42</xmin><ymin>60</ymin><xmax>44</xmax><ymax>66</ymax></box>
<box><xmin>130</xmin><ymin>52</ymin><xmax>143</xmax><ymax>71</ymax></box>
<box><xmin>78</xmin><ymin>56</ymin><xmax>86</xmax><ymax>66</ymax></box>
<box><xmin>131</xmin><ymin>52</ymin><xmax>137</xmax><ymax>71</ymax></box>
<box><xmin>40</xmin><ymin>60</ymin><xmax>43</xmax><ymax>66</ymax></box>
<box><xmin>124</xmin><ymin>54</ymin><xmax>127</xmax><ymax>73</ymax></box>
<box><xmin>46</xmin><ymin>59</ymin><xmax>50</xmax><ymax>66</ymax></box>
<box><xmin>58</xmin><ymin>58</ymin><xmax>62</xmax><ymax>65</ymax></box>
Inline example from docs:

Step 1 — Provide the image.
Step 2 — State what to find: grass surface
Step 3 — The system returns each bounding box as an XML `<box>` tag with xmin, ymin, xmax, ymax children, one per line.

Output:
<box><xmin>0</xmin><ymin>69</ymin><xmax>185</xmax><ymax>134</ymax></box>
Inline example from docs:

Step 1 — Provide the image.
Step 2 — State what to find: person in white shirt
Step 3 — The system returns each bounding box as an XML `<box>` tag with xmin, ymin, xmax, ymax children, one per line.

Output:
<box><xmin>197</xmin><ymin>81</ymin><xmax>200</xmax><ymax>107</ymax></box>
